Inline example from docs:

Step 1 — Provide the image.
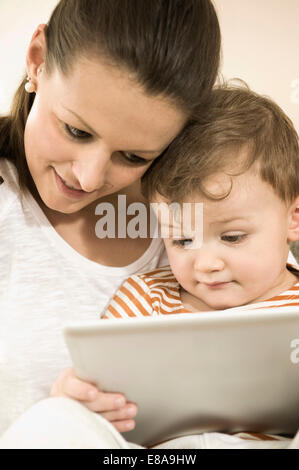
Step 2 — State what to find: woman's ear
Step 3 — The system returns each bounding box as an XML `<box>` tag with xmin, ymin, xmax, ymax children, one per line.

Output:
<box><xmin>25</xmin><ymin>24</ymin><xmax>47</xmax><ymax>86</ymax></box>
<box><xmin>287</xmin><ymin>196</ymin><xmax>299</xmax><ymax>242</ymax></box>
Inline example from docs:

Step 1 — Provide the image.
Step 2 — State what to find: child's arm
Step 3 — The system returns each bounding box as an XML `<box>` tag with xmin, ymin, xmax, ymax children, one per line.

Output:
<box><xmin>50</xmin><ymin>368</ymin><xmax>137</xmax><ymax>433</ymax></box>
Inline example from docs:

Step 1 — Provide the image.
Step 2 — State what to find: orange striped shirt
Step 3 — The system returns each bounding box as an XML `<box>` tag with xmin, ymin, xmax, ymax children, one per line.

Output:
<box><xmin>104</xmin><ymin>264</ymin><xmax>299</xmax><ymax>319</ymax></box>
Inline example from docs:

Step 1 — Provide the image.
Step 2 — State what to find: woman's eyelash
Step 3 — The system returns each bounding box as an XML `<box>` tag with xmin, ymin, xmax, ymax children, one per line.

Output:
<box><xmin>65</xmin><ymin>124</ymin><xmax>91</xmax><ymax>140</ymax></box>
<box><xmin>121</xmin><ymin>152</ymin><xmax>149</xmax><ymax>165</ymax></box>
<box><xmin>64</xmin><ymin>124</ymin><xmax>149</xmax><ymax>165</ymax></box>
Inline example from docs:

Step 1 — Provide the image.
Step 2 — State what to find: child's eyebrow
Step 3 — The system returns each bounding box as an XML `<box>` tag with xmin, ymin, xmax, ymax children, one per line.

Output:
<box><xmin>210</xmin><ymin>216</ymin><xmax>248</xmax><ymax>225</ymax></box>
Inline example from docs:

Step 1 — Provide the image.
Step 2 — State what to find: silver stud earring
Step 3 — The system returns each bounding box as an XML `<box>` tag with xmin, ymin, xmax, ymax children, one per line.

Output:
<box><xmin>25</xmin><ymin>76</ymin><xmax>36</xmax><ymax>93</ymax></box>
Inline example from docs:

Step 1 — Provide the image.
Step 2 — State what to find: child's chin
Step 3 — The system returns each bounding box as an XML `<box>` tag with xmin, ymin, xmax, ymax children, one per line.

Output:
<box><xmin>206</xmin><ymin>299</ymin><xmax>242</xmax><ymax>311</ymax></box>
<box><xmin>213</xmin><ymin>305</ymin><xmax>235</xmax><ymax>311</ymax></box>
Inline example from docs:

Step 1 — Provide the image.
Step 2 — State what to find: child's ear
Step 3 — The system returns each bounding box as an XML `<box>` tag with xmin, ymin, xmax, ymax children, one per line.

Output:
<box><xmin>287</xmin><ymin>196</ymin><xmax>299</xmax><ymax>242</ymax></box>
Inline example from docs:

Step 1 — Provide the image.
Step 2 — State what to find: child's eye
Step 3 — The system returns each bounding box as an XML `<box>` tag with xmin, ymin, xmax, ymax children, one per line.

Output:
<box><xmin>121</xmin><ymin>152</ymin><xmax>149</xmax><ymax>166</ymax></box>
<box><xmin>172</xmin><ymin>238</ymin><xmax>193</xmax><ymax>248</ymax></box>
<box><xmin>221</xmin><ymin>234</ymin><xmax>247</xmax><ymax>244</ymax></box>
<box><xmin>65</xmin><ymin>124</ymin><xmax>91</xmax><ymax>140</ymax></box>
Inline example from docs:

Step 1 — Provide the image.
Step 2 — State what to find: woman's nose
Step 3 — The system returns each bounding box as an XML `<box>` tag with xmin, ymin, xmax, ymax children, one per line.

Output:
<box><xmin>72</xmin><ymin>147</ymin><xmax>112</xmax><ymax>193</ymax></box>
<box><xmin>193</xmin><ymin>245</ymin><xmax>225</xmax><ymax>273</ymax></box>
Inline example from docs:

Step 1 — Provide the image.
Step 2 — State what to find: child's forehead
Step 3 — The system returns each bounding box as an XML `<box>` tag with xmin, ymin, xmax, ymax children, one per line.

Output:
<box><xmin>154</xmin><ymin>170</ymin><xmax>256</xmax><ymax>205</ymax></box>
<box><xmin>188</xmin><ymin>172</ymin><xmax>272</xmax><ymax>214</ymax></box>
<box><xmin>153</xmin><ymin>169</ymin><xmax>284</xmax><ymax>223</ymax></box>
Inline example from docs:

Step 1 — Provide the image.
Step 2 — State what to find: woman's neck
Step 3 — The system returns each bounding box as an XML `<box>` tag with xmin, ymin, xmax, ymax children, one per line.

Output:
<box><xmin>35</xmin><ymin>182</ymin><xmax>153</xmax><ymax>267</ymax></box>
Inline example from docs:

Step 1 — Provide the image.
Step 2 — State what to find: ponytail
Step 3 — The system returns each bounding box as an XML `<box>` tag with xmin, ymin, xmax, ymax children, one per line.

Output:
<box><xmin>0</xmin><ymin>75</ymin><xmax>35</xmax><ymax>189</ymax></box>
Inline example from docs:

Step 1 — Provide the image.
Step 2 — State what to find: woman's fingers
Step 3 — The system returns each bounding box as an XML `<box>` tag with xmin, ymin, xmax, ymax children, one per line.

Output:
<box><xmin>84</xmin><ymin>391</ymin><xmax>127</xmax><ymax>412</ymax></box>
<box><xmin>63</xmin><ymin>374</ymin><xmax>99</xmax><ymax>402</ymax></box>
<box><xmin>99</xmin><ymin>402</ymin><xmax>138</xmax><ymax>421</ymax></box>
<box><xmin>110</xmin><ymin>419</ymin><xmax>136</xmax><ymax>433</ymax></box>
<box><xmin>51</xmin><ymin>368</ymin><xmax>131</xmax><ymax>413</ymax></box>
<box><xmin>50</xmin><ymin>368</ymin><xmax>138</xmax><ymax>432</ymax></box>
<box><xmin>99</xmin><ymin>402</ymin><xmax>138</xmax><ymax>433</ymax></box>
<box><xmin>51</xmin><ymin>368</ymin><xmax>98</xmax><ymax>402</ymax></box>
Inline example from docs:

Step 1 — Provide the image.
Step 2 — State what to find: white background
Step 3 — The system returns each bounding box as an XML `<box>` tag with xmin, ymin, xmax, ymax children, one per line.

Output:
<box><xmin>0</xmin><ymin>0</ymin><xmax>298</xmax><ymax>132</ymax></box>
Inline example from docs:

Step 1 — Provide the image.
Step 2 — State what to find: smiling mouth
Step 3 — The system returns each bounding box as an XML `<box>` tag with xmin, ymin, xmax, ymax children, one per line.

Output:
<box><xmin>53</xmin><ymin>167</ymin><xmax>91</xmax><ymax>200</ymax></box>
<box><xmin>62</xmin><ymin>180</ymin><xmax>82</xmax><ymax>191</ymax></box>
<box><xmin>53</xmin><ymin>168</ymin><xmax>113</xmax><ymax>194</ymax></box>
<box><xmin>54</xmin><ymin>169</ymin><xmax>84</xmax><ymax>191</ymax></box>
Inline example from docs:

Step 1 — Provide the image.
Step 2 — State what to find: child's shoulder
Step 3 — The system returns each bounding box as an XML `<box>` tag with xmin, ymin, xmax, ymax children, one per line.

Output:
<box><xmin>105</xmin><ymin>266</ymin><xmax>181</xmax><ymax>320</ymax></box>
<box><xmin>124</xmin><ymin>265</ymin><xmax>179</xmax><ymax>297</ymax></box>
<box><xmin>134</xmin><ymin>265</ymin><xmax>178</xmax><ymax>286</ymax></box>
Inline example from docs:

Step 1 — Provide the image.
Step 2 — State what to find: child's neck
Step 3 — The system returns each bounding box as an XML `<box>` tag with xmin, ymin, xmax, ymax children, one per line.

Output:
<box><xmin>180</xmin><ymin>267</ymin><xmax>299</xmax><ymax>313</ymax></box>
<box><xmin>180</xmin><ymin>289</ymin><xmax>215</xmax><ymax>312</ymax></box>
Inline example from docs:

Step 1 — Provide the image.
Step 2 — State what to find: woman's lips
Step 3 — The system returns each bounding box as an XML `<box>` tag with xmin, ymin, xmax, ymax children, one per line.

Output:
<box><xmin>53</xmin><ymin>168</ymin><xmax>90</xmax><ymax>200</ymax></box>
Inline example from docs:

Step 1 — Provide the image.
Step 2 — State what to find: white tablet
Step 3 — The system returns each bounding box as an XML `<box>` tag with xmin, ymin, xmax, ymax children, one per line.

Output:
<box><xmin>63</xmin><ymin>307</ymin><xmax>299</xmax><ymax>446</ymax></box>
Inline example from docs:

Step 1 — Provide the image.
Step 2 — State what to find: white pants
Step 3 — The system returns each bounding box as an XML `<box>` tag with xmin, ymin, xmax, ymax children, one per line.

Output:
<box><xmin>0</xmin><ymin>397</ymin><xmax>297</xmax><ymax>449</ymax></box>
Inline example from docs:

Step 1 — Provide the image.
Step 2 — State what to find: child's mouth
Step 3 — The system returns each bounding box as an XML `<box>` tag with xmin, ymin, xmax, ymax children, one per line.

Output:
<box><xmin>204</xmin><ymin>281</ymin><xmax>232</xmax><ymax>289</ymax></box>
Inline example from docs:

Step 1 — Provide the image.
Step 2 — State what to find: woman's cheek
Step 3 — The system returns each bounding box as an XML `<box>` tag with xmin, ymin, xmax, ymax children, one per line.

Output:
<box><xmin>41</xmin><ymin>132</ymin><xmax>62</xmax><ymax>163</ymax></box>
<box><xmin>112</xmin><ymin>165</ymin><xmax>149</xmax><ymax>190</ymax></box>
<box><xmin>26</xmin><ymin>110</ymin><xmax>64</xmax><ymax>165</ymax></box>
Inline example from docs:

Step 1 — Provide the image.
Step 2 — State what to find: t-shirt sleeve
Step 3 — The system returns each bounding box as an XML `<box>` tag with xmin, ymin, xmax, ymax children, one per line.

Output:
<box><xmin>103</xmin><ymin>274</ymin><xmax>154</xmax><ymax>319</ymax></box>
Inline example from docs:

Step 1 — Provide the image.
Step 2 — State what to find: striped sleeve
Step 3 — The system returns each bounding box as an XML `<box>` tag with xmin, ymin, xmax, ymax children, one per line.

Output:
<box><xmin>103</xmin><ymin>266</ymin><xmax>188</xmax><ymax>319</ymax></box>
<box><xmin>103</xmin><ymin>274</ymin><xmax>154</xmax><ymax>319</ymax></box>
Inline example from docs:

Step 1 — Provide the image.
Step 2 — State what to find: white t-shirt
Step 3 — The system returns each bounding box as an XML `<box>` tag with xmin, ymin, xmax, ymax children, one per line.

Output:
<box><xmin>0</xmin><ymin>158</ymin><xmax>168</xmax><ymax>435</ymax></box>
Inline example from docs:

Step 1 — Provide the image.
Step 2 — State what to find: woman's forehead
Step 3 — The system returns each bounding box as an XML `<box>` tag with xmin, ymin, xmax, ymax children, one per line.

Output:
<box><xmin>46</xmin><ymin>58</ymin><xmax>187</xmax><ymax>151</ymax></box>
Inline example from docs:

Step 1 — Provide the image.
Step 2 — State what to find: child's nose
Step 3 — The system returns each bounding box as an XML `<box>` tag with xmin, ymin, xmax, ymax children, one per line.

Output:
<box><xmin>193</xmin><ymin>246</ymin><xmax>225</xmax><ymax>273</ymax></box>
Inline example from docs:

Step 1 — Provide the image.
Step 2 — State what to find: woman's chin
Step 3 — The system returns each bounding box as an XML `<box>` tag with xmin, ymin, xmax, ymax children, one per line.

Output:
<box><xmin>38</xmin><ymin>192</ymin><xmax>86</xmax><ymax>215</ymax></box>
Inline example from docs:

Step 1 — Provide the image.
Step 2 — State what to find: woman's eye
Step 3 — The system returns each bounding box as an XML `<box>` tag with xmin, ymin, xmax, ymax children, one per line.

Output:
<box><xmin>221</xmin><ymin>234</ymin><xmax>247</xmax><ymax>244</ymax></box>
<box><xmin>121</xmin><ymin>151</ymin><xmax>149</xmax><ymax>165</ymax></box>
<box><xmin>65</xmin><ymin>124</ymin><xmax>91</xmax><ymax>140</ymax></box>
<box><xmin>172</xmin><ymin>239</ymin><xmax>193</xmax><ymax>248</ymax></box>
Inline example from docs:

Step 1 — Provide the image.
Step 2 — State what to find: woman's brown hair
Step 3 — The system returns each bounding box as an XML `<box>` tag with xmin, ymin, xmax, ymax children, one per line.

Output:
<box><xmin>0</xmin><ymin>0</ymin><xmax>221</xmax><ymax>191</ymax></box>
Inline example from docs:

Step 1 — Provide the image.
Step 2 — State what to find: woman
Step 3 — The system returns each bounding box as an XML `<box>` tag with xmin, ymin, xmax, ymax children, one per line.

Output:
<box><xmin>0</xmin><ymin>0</ymin><xmax>221</xmax><ymax>441</ymax></box>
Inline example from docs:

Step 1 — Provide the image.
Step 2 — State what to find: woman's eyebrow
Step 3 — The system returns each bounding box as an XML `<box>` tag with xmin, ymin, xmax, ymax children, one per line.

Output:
<box><xmin>63</xmin><ymin>106</ymin><xmax>163</xmax><ymax>155</ymax></box>
<box><xmin>63</xmin><ymin>106</ymin><xmax>101</xmax><ymax>137</ymax></box>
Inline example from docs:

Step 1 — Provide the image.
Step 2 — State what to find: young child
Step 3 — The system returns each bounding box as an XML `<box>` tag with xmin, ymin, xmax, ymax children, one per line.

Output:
<box><xmin>104</xmin><ymin>85</ymin><xmax>299</xmax><ymax>320</ymax></box>
<box><xmin>98</xmin><ymin>84</ymin><xmax>299</xmax><ymax>447</ymax></box>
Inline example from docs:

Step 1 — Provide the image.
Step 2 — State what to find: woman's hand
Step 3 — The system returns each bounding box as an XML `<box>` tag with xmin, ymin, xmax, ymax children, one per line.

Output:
<box><xmin>50</xmin><ymin>368</ymin><xmax>137</xmax><ymax>433</ymax></box>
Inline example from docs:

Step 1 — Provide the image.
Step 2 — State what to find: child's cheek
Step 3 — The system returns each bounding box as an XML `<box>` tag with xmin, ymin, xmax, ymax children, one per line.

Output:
<box><xmin>166</xmin><ymin>246</ymin><xmax>191</xmax><ymax>282</ymax></box>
